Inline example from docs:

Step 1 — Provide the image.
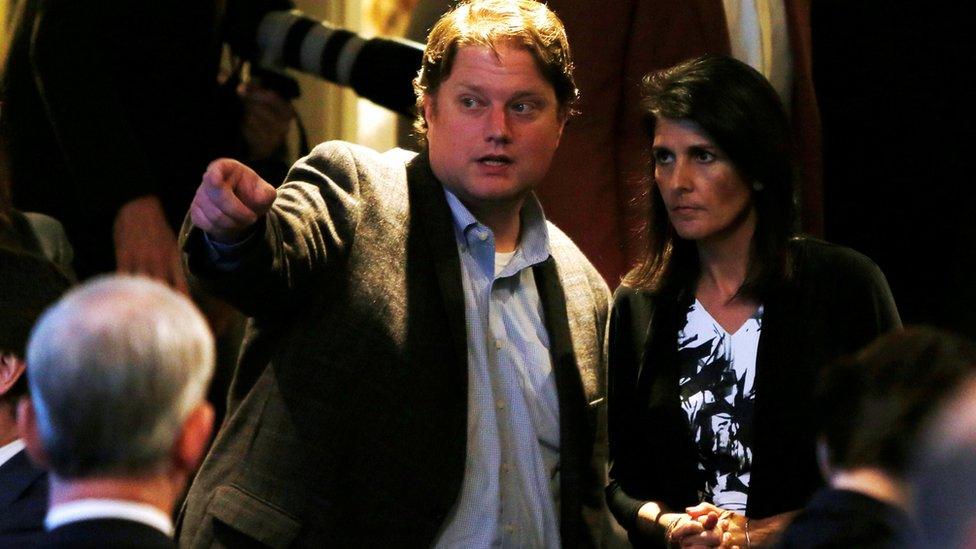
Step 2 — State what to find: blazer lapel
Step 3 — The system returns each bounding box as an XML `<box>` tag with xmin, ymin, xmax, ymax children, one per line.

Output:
<box><xmin>534</xmin><ymin>257</ymin><xmax>589</xmax><ymax>545</ymax></box>
<box><xmin>405</xmin><ymin>150</ymin><xmax>468</xmax><ymax>372</ymax></box>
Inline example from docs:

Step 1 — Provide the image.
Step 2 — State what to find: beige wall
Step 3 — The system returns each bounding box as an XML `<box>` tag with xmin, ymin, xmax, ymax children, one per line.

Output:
<box><xmin>292</xmin><ymin>0</ymin><xmax>361</xmax><ymax>148</ymax></box>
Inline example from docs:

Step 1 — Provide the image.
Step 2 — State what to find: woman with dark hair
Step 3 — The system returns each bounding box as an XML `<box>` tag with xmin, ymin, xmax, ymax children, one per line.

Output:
<box><xmin>606</xmin><ymin>54</ymin><xmax>901</xmax><ymax>548</ymax></box>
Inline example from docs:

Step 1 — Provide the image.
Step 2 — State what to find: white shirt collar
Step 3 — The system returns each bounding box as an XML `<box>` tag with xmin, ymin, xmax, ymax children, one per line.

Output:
<box><xmin>0</xmin><ymin>438</ymin><xmax>26</xmax><ymax>468</ymax></box>
<box><xmin>45</xmin><ymin>498</ymin><xmax>174</xmax><ymax>537</ymax></box>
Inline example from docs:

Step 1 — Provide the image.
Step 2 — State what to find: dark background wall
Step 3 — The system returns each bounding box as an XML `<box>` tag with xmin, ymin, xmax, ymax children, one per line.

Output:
<box><xmin>813</xmin><ymin>1</ymin><xmax>976</xmax><ymax>337</ymax></box>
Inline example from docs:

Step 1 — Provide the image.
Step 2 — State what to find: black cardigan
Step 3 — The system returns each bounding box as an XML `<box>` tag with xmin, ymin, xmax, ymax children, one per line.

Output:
<box><xmin>605</xmin><ymin>237</ymin><xmax>901</xmax><ymax>544</ymax></box>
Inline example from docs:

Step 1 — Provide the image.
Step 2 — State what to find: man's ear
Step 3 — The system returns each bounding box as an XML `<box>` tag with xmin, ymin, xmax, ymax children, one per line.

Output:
<box><xmin>174</xmin><ymin>402</ymin><xmax>214</xmax><ymax>473</ymax></box>
<box><xmin>0</xmin><ymin>353</ymin><xmax>26</xmax><ymax>397</ymax></box>
<box><xmin>17</xmin><ymin>398</ymin><xmax>50</xmax><ymax>469</ymax></box>
<box><xmin>555</xmin><ymin>110</ymin><xmax>567</xmax><ymax>148</ymax></box>
<box><xmin>422</xmin><ymin>93</ymin><xmax>436</xmax><ymax>125</ymax></box>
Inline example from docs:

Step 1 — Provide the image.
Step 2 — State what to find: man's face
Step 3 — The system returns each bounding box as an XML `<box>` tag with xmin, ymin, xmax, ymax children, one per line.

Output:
<box><xmin>423</xmin><ymin>42</ymin><xmax>566</xmax><ymax>219</ymax></box>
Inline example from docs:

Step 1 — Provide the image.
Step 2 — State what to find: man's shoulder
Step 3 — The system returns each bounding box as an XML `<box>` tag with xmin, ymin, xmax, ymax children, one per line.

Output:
<box><xmin>0</xmin><ymin>449</ymin><xmax>47</xmax><ymax>507</ymax></box>
<box><xmin>779</xmin><ymin>488</ymin><xmax>911</xmax><ymax>549</ymax></box>
<box><xmin>303</xmin><ymin>141</ymin><xmax>416</xmax><ymax>175</ymax></box>
<box><xmin>0</xmin><ymin>461</ymin><xmax>47</xmax><ymax>535</ymax></box>
<box><xmin>292</xmin><ymin>141</ymin><xmax>419</xmax><ymax>205</ymax></box>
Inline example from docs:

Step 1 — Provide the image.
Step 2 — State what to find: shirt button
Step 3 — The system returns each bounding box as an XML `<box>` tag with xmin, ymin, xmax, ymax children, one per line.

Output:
<box><xmin>503</xmin><ymin>524</ymin><xmax>516</xmax><ymax>534</ymax></box>
<box><xmin>501</xmin><ymin>462</ymin><xmax>512</xmax><ymax>473</ymax></box>
<box><xmin>494</xmin><ymin>339</ymin><xmax>503</xmax><ymax>350</ymax></box>
<box><xmin>496</xmin><ymin>399</ymin><xmax>506</xmax><ymax>410</ymax></box>
<box><xmin>478</xmin><ymin>231</ymin><xmax>488</xmax><ymax>241</ymax></box>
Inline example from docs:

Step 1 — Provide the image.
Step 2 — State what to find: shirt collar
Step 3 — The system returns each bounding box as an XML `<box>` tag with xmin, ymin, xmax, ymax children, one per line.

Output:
<box><xmin>443</xmin><ymin>187</ymin><xmax>480</xmax><ymax>242</ymax></box>
<box><xmin>442</xmin><ymin>188</ymin><xmax>551</xmax><ymax>268</ymax></box>
<box><xmin>46</xmin><ymin>498</ymin><xmax>174</xmax><ymax>537</ymax></box>
<box><xmin>0</xmin><ymin>438</ymin><xmax>26</xmax><ymax>468</ymax></box>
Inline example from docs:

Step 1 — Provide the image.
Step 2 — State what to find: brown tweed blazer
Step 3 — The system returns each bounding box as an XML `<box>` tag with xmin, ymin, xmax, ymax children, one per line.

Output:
<box><xmin>178</xmin><ymin>141</ymin><xmax>611</xmax><ymax>548</ymax></box>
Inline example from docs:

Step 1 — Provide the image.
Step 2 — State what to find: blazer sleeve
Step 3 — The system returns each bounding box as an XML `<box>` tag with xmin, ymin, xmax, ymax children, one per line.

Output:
<box><xmin>181</xmin><ymin>141</ymin><xmax>364</xmax><ymax>317</ymax></box>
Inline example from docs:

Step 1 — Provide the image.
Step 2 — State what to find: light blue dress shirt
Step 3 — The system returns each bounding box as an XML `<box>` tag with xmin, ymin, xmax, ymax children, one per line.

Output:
<box><xmin>434</xmin><ymin>189</ymin><xmax>561</xmax><ymax>549</ymax></box>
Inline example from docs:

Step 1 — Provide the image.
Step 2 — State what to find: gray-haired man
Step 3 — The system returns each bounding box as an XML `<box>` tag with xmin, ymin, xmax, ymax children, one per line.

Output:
<box><xmin>16</xmin><ymin>276</ymin><xmax>215</xmax><ymax>547</ymax></box>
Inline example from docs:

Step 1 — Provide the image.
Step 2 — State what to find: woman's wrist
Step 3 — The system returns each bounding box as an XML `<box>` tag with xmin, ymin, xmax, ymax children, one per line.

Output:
<box><xmin>661</xmin><ymin>513</ymin><xmax>681</xmax><ymax>543</ymax></box>
<box><xmin>636</xmin><ymin>502</ymin><xmax>674</xmax><ymax>540</ymax></box>
<box><xmin>658</xmin><ymin>512</ymin><xmax>692</xmax><ymax>545</ymax></box>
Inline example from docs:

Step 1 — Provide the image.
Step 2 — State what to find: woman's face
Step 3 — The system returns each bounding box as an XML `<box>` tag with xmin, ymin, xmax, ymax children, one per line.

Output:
<box><xmin>653</xmin><ymin>118</ymin><xmax>756</xmax><ymax>246</ymax></box>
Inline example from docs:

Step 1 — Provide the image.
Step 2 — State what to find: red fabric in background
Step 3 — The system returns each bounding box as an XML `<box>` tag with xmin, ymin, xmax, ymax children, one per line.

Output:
<box><xmin>539</xmin><ymin>0</ymin><xmax>822</xmax><ymax>285</ymax></box>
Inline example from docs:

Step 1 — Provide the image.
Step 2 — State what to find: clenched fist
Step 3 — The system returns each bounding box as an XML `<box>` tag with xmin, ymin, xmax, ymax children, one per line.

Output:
<box><xmin>190</xmin><ymin>158</ymin><xmax>278</xmax><ymax>244</ymax></box>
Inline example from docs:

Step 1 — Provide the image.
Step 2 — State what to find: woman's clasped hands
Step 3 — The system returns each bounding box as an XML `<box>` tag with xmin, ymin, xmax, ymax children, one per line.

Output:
<box><xmin>660</xmin><ymin>503</ymin><xmax>747</xmax><ymax>549</ymax></box>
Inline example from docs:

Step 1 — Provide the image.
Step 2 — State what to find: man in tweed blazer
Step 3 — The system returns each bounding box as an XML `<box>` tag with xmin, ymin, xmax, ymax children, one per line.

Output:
<box><xmin>178</xmin><ymin>1</ymin><xmax>611</xmax><ymax>547</ymax></box>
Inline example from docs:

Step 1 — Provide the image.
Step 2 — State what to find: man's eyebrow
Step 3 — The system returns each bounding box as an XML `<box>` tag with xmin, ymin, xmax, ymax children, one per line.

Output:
<box><xmin>453</xmin><ymin>83</ymin><xmax>550</xmax><ymax>100</ymax></box>
<box><xmin>509</xmin><ymin>90</ymin><xmax>548</xmax><ymax>101</ymax></box>
<box><xmin>455</xmin><ymin>83</ymin><xmax>487</xmax><ymax>95</ymax></box>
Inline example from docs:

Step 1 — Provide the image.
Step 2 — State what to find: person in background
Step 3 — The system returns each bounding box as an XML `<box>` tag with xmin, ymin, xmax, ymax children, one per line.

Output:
<box><xmin>1</xmin><ymin>0</ymin><xmax>421</xmax><ymax>283</ymax></box>
<box><xmin>1</xmin><ymin>0</ymin><xmax>423</xmax><ymax>428</ymax></box>
<box><xmin>15</xmin><ymin>275</ymin><xmax>215</xmax><ymax>548</ymax></box>
<box><xmin>777</xmin><ymin>327</ymin><xmax>976</xmax><ymax>548</ymax></box>
<box><xmin>606</xmin><ymin>55</ymin><xmax>900</xmax><ymax>548</ymax></box>
<box><xmin>910</xmin><ymin>366</ymin><xmax>976</xmax><ymax>548</ymax></box>
<box><xmin>0</xmin><ymin>247</ymin><xmax>71</xmax><ymax>540</ymax></box>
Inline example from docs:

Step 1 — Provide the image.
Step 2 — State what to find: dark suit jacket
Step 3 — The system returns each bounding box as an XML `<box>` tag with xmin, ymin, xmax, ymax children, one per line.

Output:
<box><xmin>0</xmin><ymin>449</ymin><xmax>47</xmax><ymax>536</ymax></box>
<box><xmin>776</xmin><ymin>488</ymin><xmax>919</xmax><ymax>548</ymax></box>
<box><xmin>35</xmin><ymin>519</ymin><xmax>172</xmax><ymax>548</ymax></box>
<box><xmin>605</xmin><ymin>238</ymin><xmax>901</xmax><ymax>546</ymax></box>
<box><xmin>179</xmin><ymin>142</ymin><xmax>611</xmax><ymax>547</ymax></box>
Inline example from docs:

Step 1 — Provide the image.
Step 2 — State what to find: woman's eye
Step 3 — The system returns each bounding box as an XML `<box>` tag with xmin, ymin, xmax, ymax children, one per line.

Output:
<box><xmin>695</xmin><ymin>151</ymin><xmax>716</xmax><ymax>163</ymax></box>
<box><xmin>653</xmin><ymin>150</ymin><xmax>674</xmax><ymax>164</ymax></box>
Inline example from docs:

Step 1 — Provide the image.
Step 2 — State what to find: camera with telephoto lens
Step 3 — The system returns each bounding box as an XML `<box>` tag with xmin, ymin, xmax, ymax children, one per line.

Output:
<box><xmin>250</xmin><ymin>66</ymin><xmax>301</xmax><ymax>100</ymax></box>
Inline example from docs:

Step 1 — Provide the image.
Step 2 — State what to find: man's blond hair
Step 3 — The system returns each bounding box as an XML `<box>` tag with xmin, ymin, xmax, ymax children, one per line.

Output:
<box><xmin>412</xmin><ymin>0</ymin><xmax>578</xmax><ymax>143</ymax></box>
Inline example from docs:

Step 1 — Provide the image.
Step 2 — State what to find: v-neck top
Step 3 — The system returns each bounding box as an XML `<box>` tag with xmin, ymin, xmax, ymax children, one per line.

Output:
<box><xmin>676</xmin><ymin>299</ymin><xmax>764</xmax><ymax>512</ymax></box>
